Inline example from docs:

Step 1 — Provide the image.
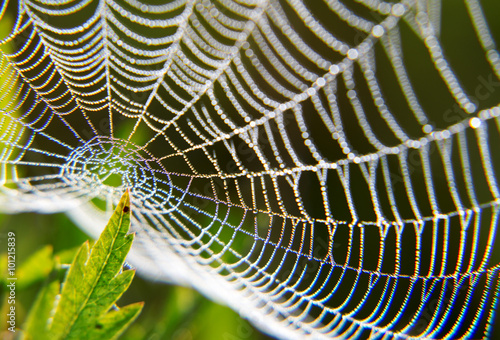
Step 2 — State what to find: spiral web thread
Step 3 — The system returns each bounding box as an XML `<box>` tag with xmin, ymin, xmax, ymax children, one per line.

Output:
<box><xmin>1</xmin><ymin>0</ymin><xmax>500</xmax><ymax>338</ymax></box>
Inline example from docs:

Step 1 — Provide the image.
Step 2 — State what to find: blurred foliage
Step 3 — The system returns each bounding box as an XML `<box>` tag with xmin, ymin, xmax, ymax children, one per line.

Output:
<box><xmin>0</xmin><ymin>212</ymin><xmax>272</xmax><ymax>340</ymax></box>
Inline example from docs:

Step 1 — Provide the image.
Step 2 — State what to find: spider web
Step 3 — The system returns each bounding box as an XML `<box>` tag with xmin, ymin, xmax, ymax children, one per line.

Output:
<box><xmin>1</xmin><ymin>0</ymin><xmax>500</xmax><ymax>338</ymax></box>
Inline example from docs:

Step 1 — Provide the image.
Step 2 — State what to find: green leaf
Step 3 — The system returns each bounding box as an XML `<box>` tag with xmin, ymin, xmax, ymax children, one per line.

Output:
<box><xmin>54</xmin><ymin>245</ymin><xmax>82</xmax><ymax>266</ymax></box>
<box><xmin>85</xmin><ymin>302</ymin><xmax>144</xmax><ymax>340</ymax></box>
<box><xmin>16</xmin><ymin>245</ymin><xmax>54</xmax><ymax>290</ymax></box>
<box><xmin>30</xmin><ymin>190</ymin><xmax>142</xmax><ymax>340</ymax></box>
<box><xmin>22</xmin><ymin>267</ymin><xmax>61</xmax><ymax>340</ymax></box>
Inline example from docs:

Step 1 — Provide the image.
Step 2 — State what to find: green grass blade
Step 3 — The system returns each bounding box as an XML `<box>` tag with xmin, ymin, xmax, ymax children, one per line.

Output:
<box><xmin>47</xmin><ymin>190</ymin><xmax>142</xmax><ymax>339</ymax></box>
<box><xmin>22</xmin><ymin>271</ymin><xmax>60</xmax><ymax>340</ymax></box>
<box><xmin>16</xmin><ymin>245</ymin><xmax>54</xmax><ymax>290</ymax></box>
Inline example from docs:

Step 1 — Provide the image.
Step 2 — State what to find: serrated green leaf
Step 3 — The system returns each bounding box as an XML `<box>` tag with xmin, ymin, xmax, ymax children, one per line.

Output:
<box><xmin>46</xmin><ymin>190</ymin><xmax>141</xmax><ymax>339</ymax></box>
<box><xmin>80</xmin><ymin>302</ymin><xmax>144</xmax><ymax>340</ymax></box>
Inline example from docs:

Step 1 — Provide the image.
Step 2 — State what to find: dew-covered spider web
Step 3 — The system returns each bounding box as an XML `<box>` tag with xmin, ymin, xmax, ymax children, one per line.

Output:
<box><xmin>1</xmin><ymin>0</ymin><xmax>500</xmax><ymax>338</ymax></box>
